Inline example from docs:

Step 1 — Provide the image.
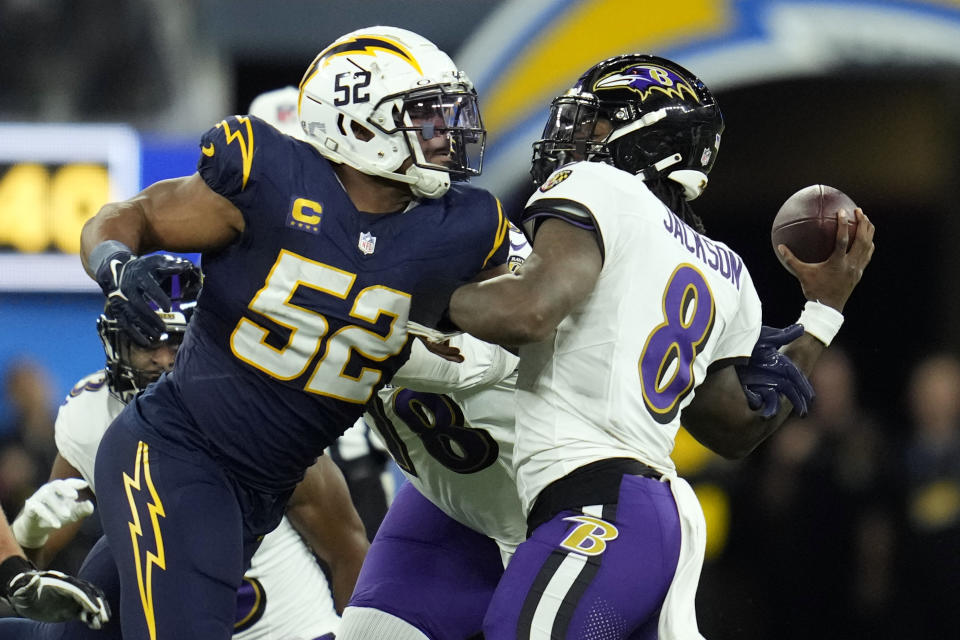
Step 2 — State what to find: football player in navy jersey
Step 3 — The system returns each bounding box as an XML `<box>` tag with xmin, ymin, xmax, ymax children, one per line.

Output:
<box><xmin>0</xmin><ymin>267</ymin><xmax>369</xmax><ymax>640</ymax></box>
<box><xmin>77</xmin><ymin>26</ymin><xmax>509</xmax><ymax>640</ymax></box>
<box><xmin>249</xmin><ymin>85</ymin><xmax>397</xmax><ymax>542</ymax></box>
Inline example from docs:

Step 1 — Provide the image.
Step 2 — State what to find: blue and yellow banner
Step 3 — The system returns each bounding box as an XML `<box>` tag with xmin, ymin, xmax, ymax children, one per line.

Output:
<box><xmin>460</xmin><ymin>0</ymin><xmax>960</xmax><ymax>196</ymax></box>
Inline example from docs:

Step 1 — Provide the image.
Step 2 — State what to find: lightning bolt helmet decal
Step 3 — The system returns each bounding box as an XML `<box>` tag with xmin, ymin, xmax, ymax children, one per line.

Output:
<box><xmin>316</xmin><ymin>35</ymin><xmax>423</xmax><ymax>74</ymax></box>
<box><xmin>297</xmin><ymin>26</ymin><xmax>486</xmax><ymax>199</ymax></box>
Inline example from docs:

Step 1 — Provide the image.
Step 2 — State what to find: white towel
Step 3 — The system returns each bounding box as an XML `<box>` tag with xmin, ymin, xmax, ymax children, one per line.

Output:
<box><xmin>658</xmin><ymin>473</ymin><xmax>708</xmax><ymax>639</ymax></box>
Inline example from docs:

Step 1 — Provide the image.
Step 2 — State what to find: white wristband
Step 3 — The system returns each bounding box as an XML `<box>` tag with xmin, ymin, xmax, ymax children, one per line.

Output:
<box><xmin>797</xmin><ymin>301</ymin><xmax>844</xmax><ymax>346</ymax></box>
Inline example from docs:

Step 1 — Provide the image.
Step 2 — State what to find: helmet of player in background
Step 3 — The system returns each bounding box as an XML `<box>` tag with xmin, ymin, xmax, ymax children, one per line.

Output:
<box><xmin>298</xmin><ymin>26</ymin><xmax>485</xmax><ymax>199</ymax></box>
<box><xmin>531</xmin><ymin>54</ymin><xmax>724</xmax><ymax>201</ymax></box>
<box><xmin>96</xmin><ymin>269</ymin><xmax>202</xmax><ymax>403</ymax></box>
<box><xmin>248</xmin><ymin>86</ymin><xmax>306</xmax><ymax>139</ymax></box>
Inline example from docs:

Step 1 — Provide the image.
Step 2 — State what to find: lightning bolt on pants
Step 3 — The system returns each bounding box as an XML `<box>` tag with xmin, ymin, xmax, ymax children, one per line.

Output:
<box><xmin>94</xmin><ymin>411</ymin><xmax>250</xmax><ymax>640</ymax></box>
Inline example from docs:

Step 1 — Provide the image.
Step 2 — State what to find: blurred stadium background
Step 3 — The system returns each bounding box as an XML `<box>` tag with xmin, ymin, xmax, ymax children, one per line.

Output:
<box><xmin>1</xmin><ymin>1</ymin><xmax>959</xmax><ymax>637</ymax></box>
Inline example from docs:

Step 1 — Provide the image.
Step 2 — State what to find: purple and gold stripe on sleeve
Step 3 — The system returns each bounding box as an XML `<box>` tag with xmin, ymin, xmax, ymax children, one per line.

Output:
<box><xmin>521</xmin><ymin>197</ymin><xmax>604</xmax><ymax>264</ymax></box>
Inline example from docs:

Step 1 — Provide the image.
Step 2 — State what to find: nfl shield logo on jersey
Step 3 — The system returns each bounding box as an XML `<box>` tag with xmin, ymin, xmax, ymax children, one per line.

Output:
<box><xmin>358</xmin><ymin>231</ymin><xmax>377</xmax><ymax>255</ymax></box>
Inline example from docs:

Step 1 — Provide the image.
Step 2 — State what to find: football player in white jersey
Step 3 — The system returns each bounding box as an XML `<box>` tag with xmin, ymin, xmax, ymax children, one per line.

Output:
<box><xmin>7</xmin><ymin>270</ymin><xmax>367</xmax><ymax>640</ymax></box>
<box><xmin>449</xmin><ymin>54</ymin><xmax>875</xmax><ymax>639</ymax></box>
<box><xmin>337</xmin><ymin>225</ymin><xmax>531</xmax><ymax>640</ymax></box>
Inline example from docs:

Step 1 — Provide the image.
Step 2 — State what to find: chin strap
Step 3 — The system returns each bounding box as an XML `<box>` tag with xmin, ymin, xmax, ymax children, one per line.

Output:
<box><xmin>637</xmin><ymin>156</ymin><xmax>708</xmax><ymax>202</ymax></box>
<box><xmin>606</xmin><ymin>107</ymin><xmax>711</xmax><ymax>202</ymax></box>
<box><xmin>403</xmin><ymin>125</ymin><xmax>452</xmax><ymax>198</ymax></box>
<box><xmin>406</xmin><ymin>164</ymin><xmax>450</xmax><ymax>198</ymax></box>
<box><xmin>309</xmin><ymin>134</ymin><xmax>450</xmax><ymax>198</ymax></box>
<box><xmin>637</xmin><ymin>159</ymin><xmax>709</xmax><ymax>202</ymax></box>
<box><xmin>606</xmin><ymin>108</ymin><xmax>668</xmax><ymax>143</ymax></box>
<box><xmin>667</xmin><ymin>169</ymin><xmax>709</xmax><ymax>201</ymax></box>
<box><xmin>639</xmin><ymin>153</ymin><xmax>682</xmax><ymax>181</ymax></box>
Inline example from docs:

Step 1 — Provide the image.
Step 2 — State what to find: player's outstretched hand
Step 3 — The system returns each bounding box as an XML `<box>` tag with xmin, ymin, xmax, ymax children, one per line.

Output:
<box><xmin>737</xmin><ymin>324</ymin><xmax>815</xmax><ymax>417</ymax></box>
<box><xmin>408</xmin><ymin>321</ymin><xmax>464</xmax><ymax>362</ymax></box>
<box><xmin>95</xmin><ymin>251</ymin><xmax>198</xmax><ymax>347</ymax></box>
<box><xmin>0</xmin><ymin>557</ymin><xmax>110</xmax><ymax>629</ymax></box>
<box><xmin>416</xmin><ymin>337</ymin><xmax>464</xmax><ymax>363</ymax></box>
<box><xmin>777</xmin><ymin>208</ymin><xmax>875</xmax><ymax>311</ymax></box>
<box><xmin>12</xmin><ymin>478</ymin><xmax>95</xmax><ymax>549</ymax></box>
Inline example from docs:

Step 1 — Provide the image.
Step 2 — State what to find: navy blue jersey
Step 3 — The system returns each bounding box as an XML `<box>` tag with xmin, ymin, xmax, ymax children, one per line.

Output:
<box><xmin>136</xmin><ymin>115</ymin><xmax>508</xmax><ymax>491</ymax></box>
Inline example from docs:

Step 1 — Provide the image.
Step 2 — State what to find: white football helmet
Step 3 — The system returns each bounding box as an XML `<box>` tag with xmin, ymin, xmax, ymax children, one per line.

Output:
<box><xmin>298</xmin><ymin>26</ymin><xmax>485</xmax><ymax>198</ymax></box>
<box><xmin>248</xmin><ymin>86</ymin><xmax>307</xmax><ymax>139</ymax></box>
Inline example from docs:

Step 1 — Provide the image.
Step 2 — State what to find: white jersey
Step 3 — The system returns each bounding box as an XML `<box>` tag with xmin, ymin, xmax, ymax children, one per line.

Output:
<box><xmin>514</xmin><ymin>161</ymin><xmax>763</xmax><ymax>514</ymax></box>
<box><xmin>365</xmin><ymin>335</ymin><xmax>527</xmax><ymax>558</ymax></box>
<box><xmin>56</xmin><ymin>372</ymin><xmax>340</xmax><ymax>640</ymax></box>
<box><xmin>363</xmin><ymin>224</ymin><xmax>531</xmax><ymax>557</ymax></box>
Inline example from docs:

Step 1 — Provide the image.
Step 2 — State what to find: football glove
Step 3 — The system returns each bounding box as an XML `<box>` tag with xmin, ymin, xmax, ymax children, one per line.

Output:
<box><xmin>12</xmin><ymin>478</ymin><xmax>95</xmax><ymax>549</ymax></box>
<box><xmin>94</xmin><ymin>247</ymin><xmax>197</xmax><ymax>347</ymax></box>
<box><xmin>0</xmin><ymin>556</ymin><xmax>110</xmax><ymax>629</ymax></box>
<box><xmin>737</xmin><ymin>324</ymin><xmax>815</xmax><ymax>418</ymax></box>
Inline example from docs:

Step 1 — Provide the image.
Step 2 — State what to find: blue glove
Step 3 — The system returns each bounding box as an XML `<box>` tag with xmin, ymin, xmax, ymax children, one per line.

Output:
<box><xmin>756</xmin><ymin>323</ymin><xmax>805</xmax><ymax>349</ymax></box>
<box><xmin>737</xmin><ymin>324</ymin><xmax>815</xmax><ymax>418</ymax></box>
<box><xmin>93</xmin><ymin>244</ymin><xmax>197</xmax><ymax>347</ymax></box>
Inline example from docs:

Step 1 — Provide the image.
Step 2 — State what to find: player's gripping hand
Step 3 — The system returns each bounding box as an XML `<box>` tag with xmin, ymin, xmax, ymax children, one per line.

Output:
<box><xmin>12</xmin><ymin>478</ymin><xmax>95</xmax><ymax>549</ymax></box>
<box><xmin>0</xmin><ymin>556</ymin><xmax>110</xmax><ymax>629</ymax></box>
<box><xmin>92</xmin><ymin>242</ymin><xmax>197</xmax><ymax>347</ymax></box>
<box><xmin>737</xmin><ymin>324</ymin><xmax>815</xmax><ymax>417</ymax></box>
<box><xmin>777</xmin><ymin>207</ymin><xmax>875</xmax><ymax>311</ymax></box>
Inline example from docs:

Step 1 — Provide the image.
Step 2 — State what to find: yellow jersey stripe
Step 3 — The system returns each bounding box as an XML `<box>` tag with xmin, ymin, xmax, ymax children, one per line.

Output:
<box><xmin>482</xmin><ymin>198</ymin><xmax>509</xmax><ymax>268</ymax></box>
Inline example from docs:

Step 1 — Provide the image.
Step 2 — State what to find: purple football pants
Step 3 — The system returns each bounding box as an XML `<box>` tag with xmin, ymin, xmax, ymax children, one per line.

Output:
<box><xmin>483</xmin><ymin>474</ymin><xmax>681</xmax><ymax>640</ymax></box>
<box><xmin>347</xmin><ymin>482</ymin><xmax>504</xmax><ymax>639</ymax></box>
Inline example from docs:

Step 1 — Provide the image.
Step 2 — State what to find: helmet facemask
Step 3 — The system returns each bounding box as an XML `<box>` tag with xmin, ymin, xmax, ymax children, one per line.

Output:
<box><xmin>384</xmin><ymin>85</ymin><xmax>485</xmax><ymax>197</ymax></box>
<box><xmin>98</xmin><ymin>320</ymin><xmax>186</xmax><ymax>403</ymax></box>
<box><xmin>531</xmin><ymin>94</ymin><xmax>612</xmax><ymax>185</ymax></box>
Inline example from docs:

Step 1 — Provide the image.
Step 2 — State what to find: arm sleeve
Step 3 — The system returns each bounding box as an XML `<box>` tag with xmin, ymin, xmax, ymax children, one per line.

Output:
<box><xmin>391</xmin><ymin>335</ymin><xmax>518</xmax><ymax>394</ymax></box>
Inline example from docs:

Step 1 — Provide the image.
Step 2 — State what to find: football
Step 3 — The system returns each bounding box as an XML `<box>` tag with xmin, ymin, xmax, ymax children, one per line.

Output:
<box><xmin>771</xmin><ymin>185</ymin><xmax>859</xmax><ymax>265</ymax></box>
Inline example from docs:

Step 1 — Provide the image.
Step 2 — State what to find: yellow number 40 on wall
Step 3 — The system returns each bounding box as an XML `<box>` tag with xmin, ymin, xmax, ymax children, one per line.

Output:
<box><xmin>0</xmin><ymin>162</ymin><xmax>109</xmax><ymax>253</ymax></box>
<box><xmin>0</xmin><ymin>123</ymin><xmax>141</xmax><ymax>255</ymax></box>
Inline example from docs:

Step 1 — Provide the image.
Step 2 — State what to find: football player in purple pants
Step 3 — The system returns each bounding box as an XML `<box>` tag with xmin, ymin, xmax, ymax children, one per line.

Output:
<box><xmin>450</xmin><ymin>54</ymin><xmax>875</xmax><ymax>639</ymax></box>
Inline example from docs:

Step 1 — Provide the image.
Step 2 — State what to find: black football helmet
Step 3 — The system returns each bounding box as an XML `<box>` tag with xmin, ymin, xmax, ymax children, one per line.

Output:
<box><xmin>97</xmin><ymin>268</ymin><xmax>202</xmax><ymax>402</ymax></box>
<box><xmin>531</xmin><ymin>54</ymin><xmax>724</xmax><ymax>200</ymax></box>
